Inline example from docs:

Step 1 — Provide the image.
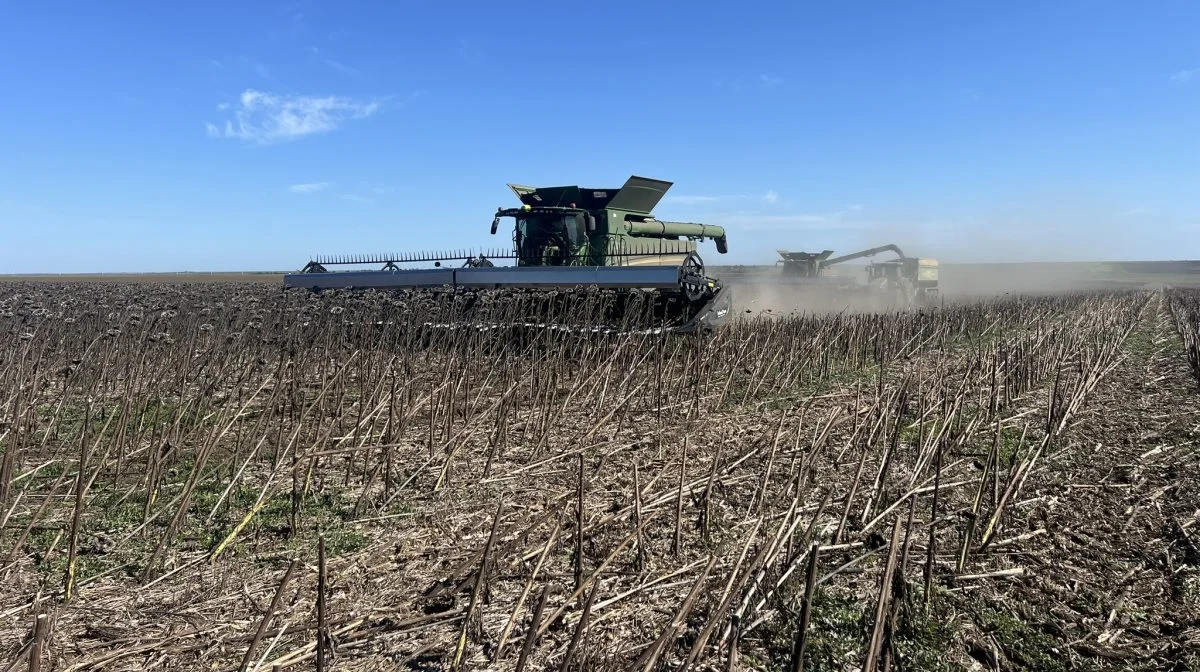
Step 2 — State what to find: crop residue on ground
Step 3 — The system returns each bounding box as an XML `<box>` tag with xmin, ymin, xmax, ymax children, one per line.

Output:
<box><xmin>1</xmin><ymin>281</ymin><xmax>1199</xmax><ymax>670</ymax></box>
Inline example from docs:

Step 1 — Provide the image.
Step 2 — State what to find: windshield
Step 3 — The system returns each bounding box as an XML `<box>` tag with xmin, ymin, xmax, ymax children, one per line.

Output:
<box><xmin>516</xmin><ymin>214</ymin><xmax>587</xmax><ymax>265</ymax></box>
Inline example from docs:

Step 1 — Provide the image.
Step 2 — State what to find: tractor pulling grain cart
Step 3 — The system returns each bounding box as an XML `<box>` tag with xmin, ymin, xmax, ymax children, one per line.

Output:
<box><xmin>775</xmin><ymin>244</ymin><xmax>940</xmax><ymax>307</ymax></box>
<box><xmin>284</xmin><ymin>176</ymin><xmax>734</xmax><ymax>333</ymax></box>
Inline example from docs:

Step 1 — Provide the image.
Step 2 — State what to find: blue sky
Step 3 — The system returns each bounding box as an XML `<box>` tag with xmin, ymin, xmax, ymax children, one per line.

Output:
<box><xmin>1</xmin><ymin>1</ymin><xmax>1198</xmax><ymax>272</ymax></box>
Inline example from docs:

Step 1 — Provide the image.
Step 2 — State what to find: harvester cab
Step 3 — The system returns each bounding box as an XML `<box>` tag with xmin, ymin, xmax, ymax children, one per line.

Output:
<box><xmin>491</xmin><ymin>176</ymin><xmax>729</xmax><ymax>268</ymax></box>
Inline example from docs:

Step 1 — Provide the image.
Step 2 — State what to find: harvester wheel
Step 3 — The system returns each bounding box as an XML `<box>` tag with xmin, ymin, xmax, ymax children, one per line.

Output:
<box><xmin>895</xmin><ymin>278</ymin><xmax>914</xmax><ymax>309</ymax></box>
<box><xmin>680</xmin><ymin>253</ymin><xmax>708</xmax><ymax>302</ymax></box>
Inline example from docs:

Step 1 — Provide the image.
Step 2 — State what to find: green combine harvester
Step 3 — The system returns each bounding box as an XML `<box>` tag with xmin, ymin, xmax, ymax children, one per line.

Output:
<box><xmin>284</xmin><ymin>176</ymin><xmax>734</xmax><ymax>332</ymax></box>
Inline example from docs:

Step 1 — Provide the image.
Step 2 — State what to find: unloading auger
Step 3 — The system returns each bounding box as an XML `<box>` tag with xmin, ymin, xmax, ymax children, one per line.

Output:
<box><xmin>283</xmin><ymin>176</ymin><xmax>734</xmax><ymax>333</ymax></box>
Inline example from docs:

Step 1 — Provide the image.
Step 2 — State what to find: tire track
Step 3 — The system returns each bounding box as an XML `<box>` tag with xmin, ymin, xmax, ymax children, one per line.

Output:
<box><xmin>954</xmin><ymin>292</ymin><xmax>1200</xmax><ymax>670</ymax></box>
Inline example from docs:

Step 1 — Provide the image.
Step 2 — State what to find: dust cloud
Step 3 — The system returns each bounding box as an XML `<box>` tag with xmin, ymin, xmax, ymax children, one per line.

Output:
<box><xmin>724</xmin><ymin>277</ymin><xmax>919</xmax><ymax>318</ymax></box>
<box><xmin>721</xmin><ymin>263</ymin><xmax>1146</xmax><ymax>318</ymax></box>
<box><xmin>934</xmin><ymin>262</ymin><xmax>1112</xmax><ymax>297</ymax></box>
<box><xmin>756</xmin><ymin>195</ymin><xmax>1186</xmax><ymax>300</ymax></box>
<box><xmin>704</xmin><ymin>193</ymin><xmax>1192</xmax><ymax>312</ymax></box>
<box><xmin>836</xmin><ymin>192</ymin><xmax>1168</xmax><ymax>266</ymax></box>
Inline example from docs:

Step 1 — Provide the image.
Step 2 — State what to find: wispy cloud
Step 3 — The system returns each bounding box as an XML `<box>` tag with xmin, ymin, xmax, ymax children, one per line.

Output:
<box><xmin>1170</xmin><ymin>68</ymin><xmax>1198</xmax><ymax>84</ymax></box>
<box><xmin>665</xmin><ymin>193</ymin><xmax>781</xmax><ymax>206</ymax></box>
<box><xmin>339</xmin><ymin>193</ymin><xmax>375</xmax><ymax>204</ymax></box>
<box><xmin>715</xmin><ymin>212</ymin><xmax>870</xmax><ymax>231</ymax></box>
<box><xmin>309</xmin><ymin>46</ymin><xmax>364</xmax><ymax>78</ymax></box>
<box><xmin>714</xmin><ymin>73</ymin><xmax>784</xmax><ymax>91</ymax></box>
<box><xmin>206</xmin><ymin>89</ymin><xmax>381</xmax><ymax>144</ymax></box>
<box><xmin>693</xmin><ymin>199</ymin><xmax>874</xmax><ymax>232</ymax></box>
<box><xmin>289</xmin><ymin>182</ymin><xmax>330</xmax><ymax>193</ymax></box>
<box><xmin>1</xmin><ymin>201</ymin><xmax>44</xmax><ymax>213</ymax></box>
<box><xmin>323</xmin><ymin>58</ymin><xmax>362</xmax><ymax>78</ymax></box>
<box><xmin>663</xmin><ymin>195</ymin><xmax>720</xmax><ymax>205</ymax></box>
<box><xmin>458</xmin><ymin>37</ymin><xmax>483</xmax><ymax>62</ymax></box>
<box><xmin>209</xmin><ymin>55</ymin><xmax>272</xmax><ymax>78</ymax></box>
<box><xmin>664</xmin><ymin>192</ymin><xmax>861</xmax><ymax>215</ymax></box>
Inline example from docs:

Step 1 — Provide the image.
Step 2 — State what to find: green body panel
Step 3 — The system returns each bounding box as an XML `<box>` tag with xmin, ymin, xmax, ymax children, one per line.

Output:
<box><xmin>494</xmin><ymin>176</ymin><xmax>728</xmax><ymax>267</ymax></box>
<box><xmin>867</xmin><ymin>258</ymin><xmax>939</xmax><ymax>290</ymax></box>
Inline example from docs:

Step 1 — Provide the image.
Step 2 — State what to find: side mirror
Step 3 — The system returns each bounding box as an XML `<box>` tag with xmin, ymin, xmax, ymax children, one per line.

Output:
<box><xmin>716</xmin><ymin>236</ymin><xmax>728</xmax><ymax>254</ymax></box>
<box><xmin>585</xmin><ymin>213</ymin><xmax>596</xmax><ymax>232</ymax></box>
<box><xmin>490</xmin><ymin>216</ymin><xmax>500</xmax><ymax>235</ymax></box>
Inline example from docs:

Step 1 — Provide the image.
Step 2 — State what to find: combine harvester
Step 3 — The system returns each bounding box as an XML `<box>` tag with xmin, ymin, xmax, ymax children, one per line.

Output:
<box><xmin>284</xmin><ymin>176</ymin><xmax>734</xmax><ymax>333</ymax></box>
<box><xmin>773</xmin><ymin>244</ymin><xmax>940</xmax><ymax>308</ymax></box>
